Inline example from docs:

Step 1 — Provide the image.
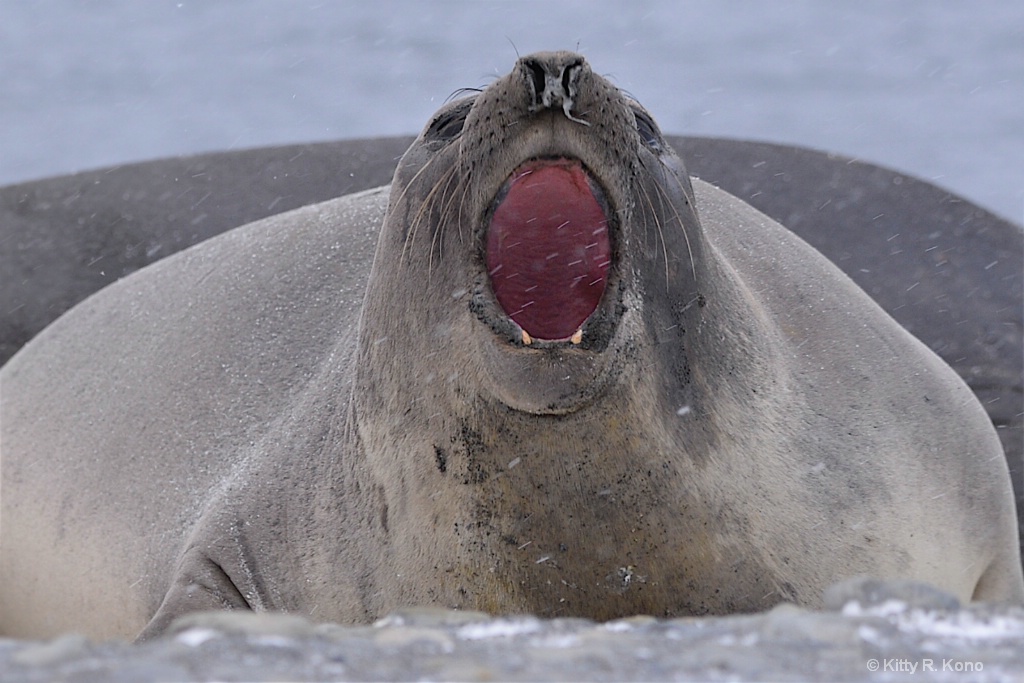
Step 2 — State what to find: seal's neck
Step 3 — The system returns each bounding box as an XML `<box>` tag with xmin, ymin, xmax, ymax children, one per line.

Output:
<box><xmin>350</xmin><ymin>294</ymin><xmax>776</xmax><ymax>620</ymax></box>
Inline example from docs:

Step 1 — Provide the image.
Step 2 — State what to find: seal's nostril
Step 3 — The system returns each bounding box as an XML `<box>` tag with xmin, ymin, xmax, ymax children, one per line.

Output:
<box><xmin>523</xmin><ymin>58</ymin><xmax>547</xmax><ymax>110</ymax></box>
<box><xmin>519</xmin><ymin>52</ymin><xmax>590</xmax><ymax>125</ymax></box>
<box><xmin>561</xmin><ymin>60</ymin><xmax>579</xmax><ymax>98</ymax></box>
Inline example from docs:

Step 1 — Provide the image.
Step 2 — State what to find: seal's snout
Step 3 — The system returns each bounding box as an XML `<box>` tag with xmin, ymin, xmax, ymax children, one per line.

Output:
<box><xmin>521</xmin><ymin>52</ymin><xmax>590</xmax><ymax>125</ymax></box>
<box><xmin>486</xmin><ymin>158</ymin><xmax>611</xmax><ymax>343</ymax></box>
<box><xmin>464</xmin><ymin>50</ymin><xmax>632</xmax><ymax>353</ymax></box>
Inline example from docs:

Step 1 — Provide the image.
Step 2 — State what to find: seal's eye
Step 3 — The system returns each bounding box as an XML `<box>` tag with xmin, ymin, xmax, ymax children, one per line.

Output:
<box><xmin>426</xmin><ymin>99</ymin><xmax>473</xmax><ymax>142</ymax></box>
<box><xmin>632</xmin><ymin>107</ymin><xmax>664</xmax><ymax>152</ymax></box>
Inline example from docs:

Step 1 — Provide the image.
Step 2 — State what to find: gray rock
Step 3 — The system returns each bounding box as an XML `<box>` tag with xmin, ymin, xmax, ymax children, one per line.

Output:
<box><xmin>823</xmin><ymin>576</ymin><xmax>963</xmax><ymax>612</ymax></box>
<box><xmin>1</xmin><ymin>580</ymin><xmax>1022</xmax><ymax>682</ymax></box>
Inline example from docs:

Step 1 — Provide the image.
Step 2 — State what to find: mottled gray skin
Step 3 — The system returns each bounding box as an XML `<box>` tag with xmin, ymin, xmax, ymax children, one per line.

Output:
<box><xmin>1</xmin><ymin>52</ymin><xmax>1021</xmax><ymax>641</ymax></box>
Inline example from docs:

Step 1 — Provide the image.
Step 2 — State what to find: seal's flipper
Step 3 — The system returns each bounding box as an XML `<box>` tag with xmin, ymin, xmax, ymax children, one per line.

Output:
<box><xmin>138</xmin><ymin>551</ymin><xmax>252</xmax><ymax>642</ymax></box>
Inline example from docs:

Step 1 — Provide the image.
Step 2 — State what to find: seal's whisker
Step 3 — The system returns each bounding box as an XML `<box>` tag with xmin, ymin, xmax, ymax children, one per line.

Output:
<box><xmin>427</xmin><ymin>163</ymin><xmax>463</xmax><ymax>277</ymax></box>
<box><xmin>406</xmin><ymin>175</ymin><xmax>442</xmax><ymax>272</ymax></box>
<box><xmin>438</xmin><ymin>165</ymin><xmax>471</xmax><ymax>249</ymax></box>
<box><xmin>426</xmin><ymin>171</ymin><xmax>453</xmax><ymax>272</ymax></box>
<box><xmin>416</xmin><ymin>163</ymin><xmax>459</xmax><ymax>279</ymax></box>
<box><xmin>396</xmin><ymin>157</ymin><xmax>444</xmax><ymax>256</ymax></box>
<box><xmin>397</xmin><ymin>136</ymin><xmax>463</xmax><ymax>267</ymax></box>
<box><xmin>633</xmin><ymin>167</ymin><xmax>672</xmax><ymax>289</ymax></box>
<box><xmin>660</xmin><ymin>174</ymin><xmax>699</xmax><ymax>282</ymax></box>
<box><xmin>616</xmin><ymin>87</ymin><xmax>642</xmax><ymax>106</ymax></box>
<box><xmin>453</xmin><ymin>136</ymin><xmax>472</xmax><ymax>247</ymax></box>
<box><xmin>639</xmin><ymin>155</ymin><xmax>698</xmax><ymax>282</ymax></box>
<box><xmin>456</xmin><ymin>175</ymin><xmax>471</xmax><ymax>247</ymax></box>
<box><xmin>506</xmin><ymin>36</ymin><xmax>521</xmax><ymax>60</ymax></box>
<box><xmin>445</xmin><ymin>88</ymin><xmax>483</xmax><ymax>104</ymax></box>
<box><xmin>663</xmin><ymin>161</ymin><xmax>699</xmax><ymax>212</ymax></box>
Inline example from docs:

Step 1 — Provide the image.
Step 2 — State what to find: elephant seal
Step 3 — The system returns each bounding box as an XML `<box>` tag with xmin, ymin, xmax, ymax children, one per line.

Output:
<box><xmin>2</xmin><ymin>51</ymin><xmax>1021</xmax><ymax>641</ymax></box>
<box><xmin>3</xmin><ymin>138</ymin><xmax>1021</xmax><ymax>559</ymax></box>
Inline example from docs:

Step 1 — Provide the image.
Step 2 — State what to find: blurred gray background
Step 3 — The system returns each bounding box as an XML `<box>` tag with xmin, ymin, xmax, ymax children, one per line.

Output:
<box><xmin>2</xmin><ymin>0</ymin><xmax>1021</xmax><ymax>222</ymax></box>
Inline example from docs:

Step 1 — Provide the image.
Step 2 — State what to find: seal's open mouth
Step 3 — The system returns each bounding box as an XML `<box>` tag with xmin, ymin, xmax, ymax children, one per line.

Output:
<box><xmin>486</xmin><ymin>158</ymin><xmax>612</xmax><ymax>343</ymax></box>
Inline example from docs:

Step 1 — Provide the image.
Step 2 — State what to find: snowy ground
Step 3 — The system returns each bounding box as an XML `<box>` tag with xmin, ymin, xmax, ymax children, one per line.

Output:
<box><xmin>2</xmin><ymin>579</ymin><xmax>1022</xmax><ymax>682</ymax></box>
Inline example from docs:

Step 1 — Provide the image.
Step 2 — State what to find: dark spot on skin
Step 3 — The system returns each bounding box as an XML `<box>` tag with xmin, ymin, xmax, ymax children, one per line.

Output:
<box><xmin>434</xmin><ymin>446</ymin><xmax>448</xmax><ymax>474</ymax></box>
<box><xmin>460</xmin><ymin>424</ymin><xmax>485</xmax><ymax>452</ymax></box>
<box><xmin>452</xmin><ymin>423</ymin><xmax>490</xmax><ymax>484</ymax></box>
<box><xmin>466</xmin><ymin>463</ymin><xmax>489</xmax><ymax>485</ymax></box>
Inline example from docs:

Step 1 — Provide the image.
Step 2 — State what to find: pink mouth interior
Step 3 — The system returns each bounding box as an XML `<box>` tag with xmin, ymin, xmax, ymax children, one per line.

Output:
<box><xmin>486</xmin><ymin>159</ymin><xmax>611</xmax><ymax>341</ymax></box>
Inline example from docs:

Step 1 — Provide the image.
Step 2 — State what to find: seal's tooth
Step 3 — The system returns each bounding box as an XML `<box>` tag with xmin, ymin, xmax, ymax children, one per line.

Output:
<box><xmin>570</xmin><ymin>328</ymin><xmax>583</xmax><ymax>345</ymax></box>
<box><xmin>522</xmin><ymin>329</ymin><xmax>533</xmax><ymax>345</ymax></box>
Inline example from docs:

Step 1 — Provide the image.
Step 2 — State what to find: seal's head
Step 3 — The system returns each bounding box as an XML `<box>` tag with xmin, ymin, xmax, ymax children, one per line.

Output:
<box><xmin>359</xmin><ymin>51</ymin><xmax>704</xmax><ymax>416</ymax></box>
